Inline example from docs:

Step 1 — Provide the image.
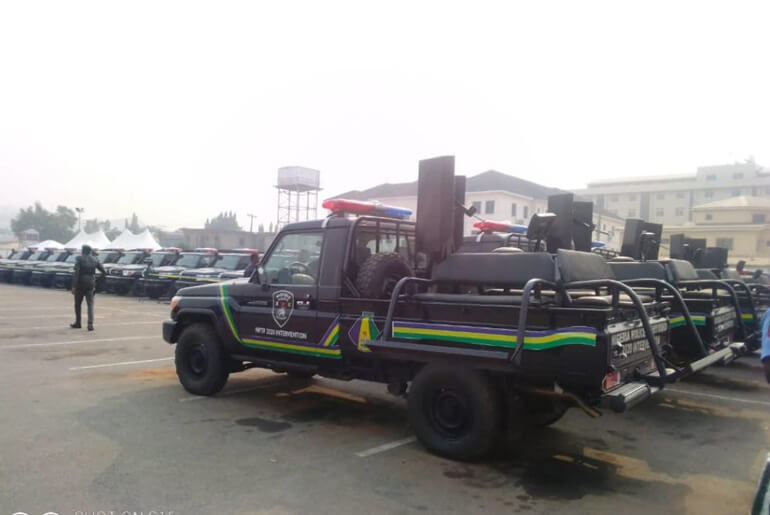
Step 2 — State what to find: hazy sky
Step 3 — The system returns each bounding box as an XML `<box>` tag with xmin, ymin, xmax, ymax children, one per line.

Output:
<box><xmin>1</xmin><ymin>1</ymin><xmax>768</xmax><ymax>230</ymax></box>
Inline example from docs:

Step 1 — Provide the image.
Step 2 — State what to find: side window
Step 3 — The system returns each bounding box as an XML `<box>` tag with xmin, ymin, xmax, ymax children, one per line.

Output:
<box><xmin>261</xmin><ymin>232</ymin><xmax>323</xmax><ymax>285</ymax></box>
<box><xmin>354</xmin><ymin>230</ymin><xmax>414</xmax><ymax>266</ymax></box>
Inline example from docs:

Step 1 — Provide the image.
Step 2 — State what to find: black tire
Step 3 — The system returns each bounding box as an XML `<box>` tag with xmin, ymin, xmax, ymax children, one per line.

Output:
<box><xmin>408</xmin><ymin>364</ymin><xmax>502</xmax><ymax>461</ymax></box>
<box><xmin>355</xmin><ymin>252</ymin><xmax>413</xmax><ymax>299</ymax></box>
<box><xmin>175</xmin><ymin>323</ymin><xmax>229</xmax><ymax>396</ymax></box>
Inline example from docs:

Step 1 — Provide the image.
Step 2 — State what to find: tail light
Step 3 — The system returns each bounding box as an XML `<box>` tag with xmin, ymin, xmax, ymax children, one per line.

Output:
<box><xmin>602</xmin><ymin>370</ymin><xmax>620</xmax><ymax>392</ymax></box>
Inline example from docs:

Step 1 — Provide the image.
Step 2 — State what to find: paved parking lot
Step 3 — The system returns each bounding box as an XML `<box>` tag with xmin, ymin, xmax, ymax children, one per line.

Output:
<box><xmin>1</xmin><ymin>283</ymin><xmax>769</xmax><ymax>514</ymax></box>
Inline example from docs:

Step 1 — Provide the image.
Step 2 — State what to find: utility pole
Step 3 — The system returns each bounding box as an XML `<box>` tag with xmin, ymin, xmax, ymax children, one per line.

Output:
<box><xmin>75</xmin><ymin>207</ymin><xmax>85</xmax><ymax>231</ymax></box>
<box><xmin>246</xmin><ymin>213</ymin><xmax>257</xmax><ymax>233</ymax></box>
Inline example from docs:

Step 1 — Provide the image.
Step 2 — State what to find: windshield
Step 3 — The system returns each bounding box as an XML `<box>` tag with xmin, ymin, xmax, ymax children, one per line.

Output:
<box><xmin>118</xmin><ymin>252</ymin><xmax>142</xmax><ymax>265</ymax></box>
<box><xmin>65</xmin><ymin>254</ymin><xmax>78</xmax><ymax>263</ymax></box>
<box><xmin>217</xmin><ymin>254</ymin><xmax>250</xmax><ymax>270</ymax></box>
<box><xmin>27</xmin><ymin>251</ymin><xmax>45</xmax><ymax>261</ymax></box>
<box><xmin>46</xmin><ymin>251</ymin><xmax>66</xmax><ymax>262</ymax></box>
<box><xmin>98</xmin><ymin>252</ymin><xmax>121</xmax><ymax>264</ymax></box>
<box><xmin>151</xmin><ymin>252</ymin><xmax>177</xmax><ymax>267</ymax></box>
<box><xmin>175</xmin><ymin>253</ymin><xmax>217</xmax><ymax>268</ymax></box>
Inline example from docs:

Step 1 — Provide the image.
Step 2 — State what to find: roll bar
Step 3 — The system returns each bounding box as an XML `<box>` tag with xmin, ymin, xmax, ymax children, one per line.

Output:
<box><xmin>622</xmin><ymin>278</ymin><xmax>708</xmax><ymax>358</ymax></box>
<box><xmin>677</xmin><ymin>279</ymin><xmax>750</xmax><ymax>340</ymax></box>
<box><xmin>382</xmin><ymin>275</ymin><xmax>669</xmax><ymax>380</ymax></box>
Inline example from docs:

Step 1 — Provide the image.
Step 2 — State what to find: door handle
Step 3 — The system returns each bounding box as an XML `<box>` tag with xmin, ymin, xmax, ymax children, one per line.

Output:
<box><xmin>296</xmin><ymin>295</ymin><xmax>313</xmax><ymax>309</ymax></box>
<box><xmin>247</xmin><ymin>300</ymin><xmax>271</xmax><ymax>307</ymax></box>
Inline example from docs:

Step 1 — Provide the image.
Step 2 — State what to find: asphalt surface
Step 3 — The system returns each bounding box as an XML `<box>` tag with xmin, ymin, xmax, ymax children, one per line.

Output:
<box><xmin>0</xmin><ymin>283</ymin><xmax>769</xmax><ymax>515</ymax></box>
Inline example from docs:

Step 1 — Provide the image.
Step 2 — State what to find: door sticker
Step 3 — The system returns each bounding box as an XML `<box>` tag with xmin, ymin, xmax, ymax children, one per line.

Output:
<box><xmin>348</xmin><ymin>311</ymin><xmax>380</xmax><ymax>352</ymax></box>
<box><xmin>272</xmin><ymin>290</ymin><xmax>295</xmax><ymax>328</ymax></box>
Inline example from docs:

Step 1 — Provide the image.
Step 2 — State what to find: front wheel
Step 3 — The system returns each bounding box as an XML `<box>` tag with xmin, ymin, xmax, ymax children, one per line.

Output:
<box><xmin>175</xmin><ymin>323</ymin><xmax>229</xmax><ymax>395</ymax></box>
<box><xmin>408</xmin><ymin>364</ymin><xmax>502</xmax><ymax>461</ymax></box>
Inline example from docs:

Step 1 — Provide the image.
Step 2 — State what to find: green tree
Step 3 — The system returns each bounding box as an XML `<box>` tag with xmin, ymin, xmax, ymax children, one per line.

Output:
<box><xmin>11</xmin><ymin>203</ymin><xmax>77</xmax><ymax>243</ymax></box>
<box><xmin>128</xmin><ymin>213</ymin><xmax>141</xmax><ymax>232</ymax></box>
<box><xmin>205</xmin><ymin>212</ymin><xmax>241</xmax><ymax>230</ymax></box>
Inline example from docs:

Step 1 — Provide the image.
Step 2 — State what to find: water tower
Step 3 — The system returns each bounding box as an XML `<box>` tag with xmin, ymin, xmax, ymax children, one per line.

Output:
<box><xmin>276</xmin><ymin>166</ymin><xmax>321</xmax><ymax>229</ymax></box>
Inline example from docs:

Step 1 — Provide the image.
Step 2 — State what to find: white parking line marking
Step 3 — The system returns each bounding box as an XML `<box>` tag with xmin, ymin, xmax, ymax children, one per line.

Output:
<box><xmin>355</xmin><ymin>436</ymin><xmax>417</xmax><ymax>457</ymax></box>
<box><xmin>178</xmin><ymin>383</ymin><xmax>284</xmax><ymax>402</ymax></box>
<box><xmin>0</xmin><ymin>307</ymin><xmax>79</xmax><ymax>312</ymax></box>
<box><xmin>0</xmin><ymin>320</ymin><xmax>162</xmax><ymax>331</ymax></box>
<box><xmin>666</xmin><ymin>388</ymin><xmax>770</xmax><ymax>407</ymax></box>
<box><xmin>2</xmin><ymin>335</ymin><xmax>157</xmax><ymax>349</ymax></box>
<box><xmin>69</xmin><ymin>357</ymin><xmax>173</xmax><ymax>370</ymax></box>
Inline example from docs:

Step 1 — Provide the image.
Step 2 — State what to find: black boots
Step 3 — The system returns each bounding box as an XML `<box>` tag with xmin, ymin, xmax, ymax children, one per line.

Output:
<box><xmin>87</xmin><ymin>325</ymin><xmax>94</xmax><ymax>331</ymax></box>
<box><xmin>70</xmin><ymin>323</ymin><xmax>81</xmax><ymax>329</ymax></box>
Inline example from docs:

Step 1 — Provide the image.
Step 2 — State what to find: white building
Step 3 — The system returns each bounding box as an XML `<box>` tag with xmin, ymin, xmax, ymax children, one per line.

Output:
<box><xmin>575</xmin><ymin>160</ymin><xmax>770</xmax><ymax>227</ymax></box>
<box><xmin>331</xmin><ymin>170</ymin><xmax>626</xmax><ymax>249</ymax></box>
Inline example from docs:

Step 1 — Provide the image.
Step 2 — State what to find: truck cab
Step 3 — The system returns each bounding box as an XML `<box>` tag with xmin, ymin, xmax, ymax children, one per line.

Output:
<box><xmin>139</xmin><ymin>249</ymin><xmax>217</xmax><ymax>299</ymax></box>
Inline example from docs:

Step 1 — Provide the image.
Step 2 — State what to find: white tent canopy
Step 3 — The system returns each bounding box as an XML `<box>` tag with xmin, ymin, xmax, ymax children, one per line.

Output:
<box><xmin>33</xmin><ymin>239</ymin><xmax>64</xmax><ymax>249</ymax></box>
<box><xmin>109</xmin><ymin>228</ymin><xmax>161</xmax><ymax>251</ymax></box>
<box><xmin>64</xmin><ymin>230</ymin><xmax>112</xmax><ymax>250</ymax></box>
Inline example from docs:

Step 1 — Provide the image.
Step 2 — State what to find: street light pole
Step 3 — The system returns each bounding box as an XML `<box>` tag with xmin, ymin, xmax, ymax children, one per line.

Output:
<box><xmin>75</xmin><ymin>207</ymin><xmax>84</xmax><ymax>231</ymax></box>
<box><xmin>246</xmin><ymin>213</ymin><xmax>257</xmax><ymax>233</ymax></box>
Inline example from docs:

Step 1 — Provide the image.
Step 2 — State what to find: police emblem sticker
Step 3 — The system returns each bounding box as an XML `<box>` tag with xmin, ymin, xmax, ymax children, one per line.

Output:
<box><xmin>272</xmin><ymin>290</ymin><xmax>294</xmax><ymax>328</ymax></box>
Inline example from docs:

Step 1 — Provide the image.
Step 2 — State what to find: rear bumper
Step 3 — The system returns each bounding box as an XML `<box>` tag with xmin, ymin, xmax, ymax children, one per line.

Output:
<box><xmin>162</xmin><ymin>319</ymin><xmax>177</xmax><ymax>344</ymax></box>
<box><xmin>600</xmin><ymin>381</ymin><xmax>660</xmax><ymax>413</ymax></box>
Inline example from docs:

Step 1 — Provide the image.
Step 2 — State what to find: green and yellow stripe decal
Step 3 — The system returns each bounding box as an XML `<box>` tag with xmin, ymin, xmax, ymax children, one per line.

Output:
<box><xmin>392</xmin><ymin>321</ymin><xmax>596</xmax><ymax>351</ymax></box>
<box><xmin>741</xmin><ymin>313</ymin><xmax>755</xmax><ymax>323</ymax></box>
<box><xmin>668</xmin><ymin>313</ymin><xmax>707</xmax><ymax>328</ymax></box>
<box><xmin>219</xmin><ymin>284</ymin><xmax>341</xmax><ymax>358</ymax></box>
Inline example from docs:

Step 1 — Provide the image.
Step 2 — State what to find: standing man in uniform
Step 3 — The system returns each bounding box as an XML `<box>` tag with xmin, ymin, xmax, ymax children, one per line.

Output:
<box><xmin>71</xmin><ymin>244</ymin><xmax>105</xmax><ymax>331</ymax></box>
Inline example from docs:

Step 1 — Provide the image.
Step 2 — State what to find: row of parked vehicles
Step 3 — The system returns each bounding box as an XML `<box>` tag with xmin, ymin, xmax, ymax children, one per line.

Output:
<box><xmin>0</xmin><ymin>246</ymin><xmax>259</xmax><ymax>298</ymax></box>
<box><xmin>163</xmin><ymin>156</ymin><xmax>770</xmax><ymax>461</ymax></box>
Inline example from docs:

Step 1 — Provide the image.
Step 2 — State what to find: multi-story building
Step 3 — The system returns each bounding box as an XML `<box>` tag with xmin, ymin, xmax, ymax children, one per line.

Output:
<box><xmin>576</xmin><ymin>161</ymin><xmax>770</xmax><ymax>227</ymax></box>
<box><xmin>660</xmin><ymin>196</ymin><xmax>770</xmax><ymax>267</ymax></box>
<box><xmin>332</xmin><ymin>170</ymin><xmax>626</xmax><ymax>249</ymax></box>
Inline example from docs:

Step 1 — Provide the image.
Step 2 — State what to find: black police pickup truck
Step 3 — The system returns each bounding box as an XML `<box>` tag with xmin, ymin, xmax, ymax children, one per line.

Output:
<box><xmin>163</xmin><ymin>159</ymin><xmax>672</xmax><ymax>460</ymax></box>
<box><xmin>104</xmin><ymin>249</ymin><xmax>170</xmax><ymax>294</ymax></box>
<box><xmin>139</xmin><ymin>249</ymin><xmax>219</xmax><ymax>299</ymax></box>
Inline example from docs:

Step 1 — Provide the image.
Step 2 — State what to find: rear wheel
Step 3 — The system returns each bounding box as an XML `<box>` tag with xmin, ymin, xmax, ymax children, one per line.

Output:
<box><xmin>175</xmin><ymin>323</ymin><xmax>229</xmax><ymax>395</ymax></box>
<box><xmin>408</xmin><ymin>364</ymin><xmax>502</xmax><ymax>461</ymax></box>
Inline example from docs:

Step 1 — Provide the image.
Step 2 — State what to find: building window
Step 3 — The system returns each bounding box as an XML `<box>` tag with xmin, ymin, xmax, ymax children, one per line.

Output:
<box><xmin>715</xmin><ymin>237</ymin><xmax>733</xmax><ymax>250</ymax></box>
<box><xmin>472</xmin><ymin>201</ymin><xmax>481</xmax><ymax>213</ymax></box>
<box><xmin>675</xmin><ymin>207</ymin><xmax>685</xmax><ymax>217</ymax></box>
<box><xmin>511</xmin><ymin>203</ymin><xmax>517</xmax><ymax>217</ymax></box>
<box><xmin>706</xmin><ymin>174</ymin><xmax>717</xmax><ymax>181</ymax></box>
<box><xmin>732</xmin><ymin>190</ymin><xmax>741</xmax><ymax>197</ymax></box>
<box><xmin>485</xmin><ymin>200</ymin><xmax>495</xmax><ymax>214</ymax></box>
<box><xmin>753</xmin><ymin>214</ymin><xmax>766</xmax><ymax>224</ymax></box>
<box><xmin>628</xmin><ymin>194</ymin><xmax>637</xmax><ymax>201</ymax></box>
<box><xmin>733</xmin><ymin>172</ymin><xmax>744</xmax><ymax>179</ymax></box>
<box><xmin>705</xmin><ymin>213</ymin><xmax>713</xmax><ymax>221</ymax></box>
<box><xmin>628</xmin><ymin>209</ymin><xmax>636</xmax><ymax>218</ymax></box>
<box><xmin>704</xmin><ymin>190</ymin><xmax>713</xmax><ymax>199</ymax></box>
<box><xmin>610</xmin><ymin>195</ymin><xmax>619</xmax><ymax>202</ymax></box>
<box><xmin>655</xmin><ymin>208</ymin><xmax>664</xmax><ymax>217</ymax></box>
<box><xmin>656</xmin><ymin>193</ymin><xmax>665</xmax><ymax>200</ymax></box>
<box><xmin>676</xmin><ymin>191</ymin><xmax>685</xmax><ymax>199</ymax></box>
<box><xmin>523</xmin><ymin>206</ymin><xmax>529</xmax><ymax>218</ymax></box>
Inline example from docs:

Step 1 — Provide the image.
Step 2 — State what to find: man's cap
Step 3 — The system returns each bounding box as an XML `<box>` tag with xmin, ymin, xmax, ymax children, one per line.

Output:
<box><xmin>82</xmin><ymin>244</ymin><xmax>92</xmax><ymax>253</ymax></box>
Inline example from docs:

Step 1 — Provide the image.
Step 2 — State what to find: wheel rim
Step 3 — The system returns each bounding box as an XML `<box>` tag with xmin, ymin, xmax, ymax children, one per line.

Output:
<box><xmin>429</xmin><ymin>388</ymin><xmax>472</xmax><ymax>439</ymax></box>
<box><xmin>187</xmin><ymin>343</ymin><xmax>209</xmax><ymax>377</ymax></box>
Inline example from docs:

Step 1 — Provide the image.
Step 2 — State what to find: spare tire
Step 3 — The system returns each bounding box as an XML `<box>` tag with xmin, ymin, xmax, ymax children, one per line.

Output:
<box><xmin>356</xmin><ymin>252</ymin><xmax>413</xmax><ymax>299</ymax></box>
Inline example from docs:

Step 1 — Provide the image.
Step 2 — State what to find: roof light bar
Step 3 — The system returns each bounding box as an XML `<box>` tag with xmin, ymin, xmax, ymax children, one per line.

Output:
<box><xmin>322</xmin><ymin>199</ymin><xmax>412</xmax><ymax>219</ymax></box>
<box><xmin>473</xmin><ymin>220</ymin><xmax>528</xmax><ymax>234</ymax></box>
